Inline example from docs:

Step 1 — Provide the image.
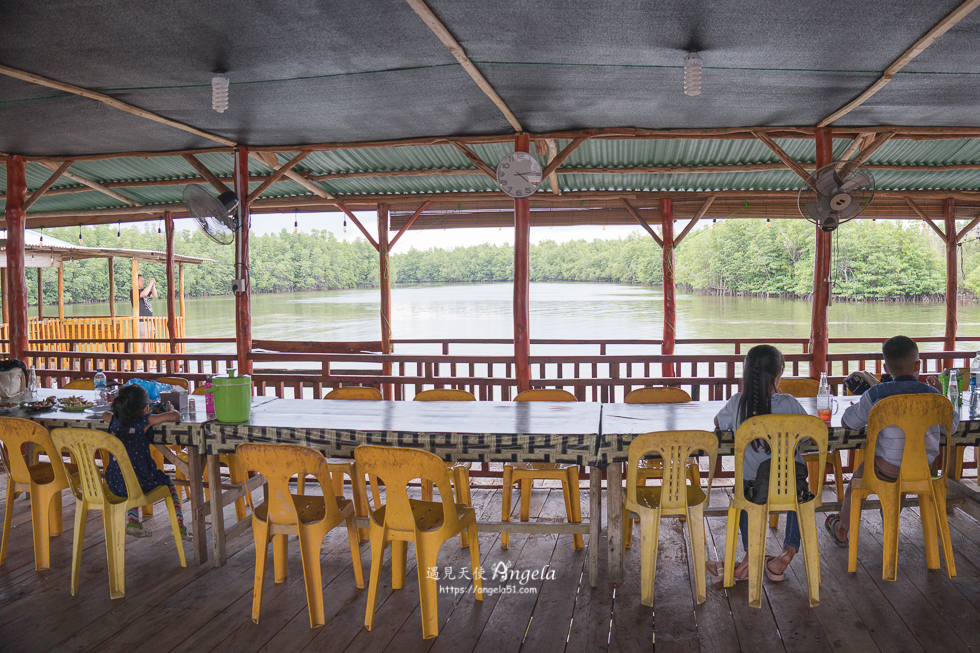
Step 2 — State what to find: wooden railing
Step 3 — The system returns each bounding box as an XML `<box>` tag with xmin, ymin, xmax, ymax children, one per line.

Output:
<box><xmin>28</xmin><ymin>316</ymin><xmax>185</xmax><ymax>355</ymax></box>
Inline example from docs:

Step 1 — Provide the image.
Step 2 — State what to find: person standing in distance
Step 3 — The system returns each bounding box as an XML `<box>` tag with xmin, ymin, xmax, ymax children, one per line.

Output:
<box><xmin>136</xmin><ymin>274</ymin><xmax>158</xmax><ymax>349</ymax></box>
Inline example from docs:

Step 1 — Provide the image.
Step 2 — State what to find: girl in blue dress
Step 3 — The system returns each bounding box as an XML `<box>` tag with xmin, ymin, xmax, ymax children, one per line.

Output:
<box><xmin>102</xmin><ymin>384</ymin><xmax>189</xmax><ymax>540</ymax></box>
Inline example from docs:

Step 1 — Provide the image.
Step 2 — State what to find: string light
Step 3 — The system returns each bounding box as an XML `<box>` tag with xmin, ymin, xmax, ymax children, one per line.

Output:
<box><xmin>343</xmin><ymin>217</ymin><xmax>347</xmax><ymax>234</ymax></box>
<box><xmin>158</xmin><ymin>221</ymin><xmax>162</xmax><ymax>239</ymax></box>
<box><xmin>38</xmin><ymin>229</ymin><xmax>43</xmax><ymax>245</ymax></box>
<box><xmin>294</xmin><ymin>209</ymin><xmax>298</xmax><ymax>234</ymax></box>
<box><xmin>117</xmin><ymin>221</ymin><xmax>121</xmax><ymax>243</ymax></box>
<box><xmin>766</xmin><ymin>218</ymin><xmax>771</xmax><ymax>228</ymax></box>
<box><xmin>78</xmin><ymin>228</ymin><xmax>82</xmax><ymax>245</ymax></box>
<box><xmin>872</xmin><ymin>218</ymin><xmax>877</xmax><ymax>227</ymax></box>
<box><xmin>711</xmin><ymin>218</ymin><xmax>717</xmax><ymax>229</ymax></box>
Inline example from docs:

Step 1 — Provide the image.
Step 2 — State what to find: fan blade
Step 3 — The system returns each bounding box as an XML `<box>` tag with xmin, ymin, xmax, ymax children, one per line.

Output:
<box><xmin>839</xmin><ymin>200</ymin><xmax>867</xmax><ymax>220</ymax></box>
<box><xmin>839</xmin><ymin>173</ymin><xmax>872</xmax><ymax>193</ymax></box>
<box><xmin>814</xmin><ymin>169</ymin><xmax>838</xmax><ymax>197</ymax></box>
<box><xmin>806</xmin><ymin>198</ymin><xmax>833</xmax><ymax>221</ymax></box>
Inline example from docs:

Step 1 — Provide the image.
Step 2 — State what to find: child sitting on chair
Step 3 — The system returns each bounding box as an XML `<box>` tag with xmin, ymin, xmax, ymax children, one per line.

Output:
<box><xmin>102</xmin><ymin>384</ymin><xmax>189</xmax><ymax>540</ymax></box>
<box><xmin>825</xmin><ymin>335</ymin><xmax>958</xmax><ymax>546</ymax></box>
<box><xmin>706</xmin><ymin>344</ymin><xmax>809</xmax><ymax>583</ymax></box>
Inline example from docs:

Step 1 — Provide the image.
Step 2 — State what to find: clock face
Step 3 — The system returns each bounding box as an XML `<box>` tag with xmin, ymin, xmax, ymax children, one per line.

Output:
<box><xmin>496</xmin><ymin>151</ymin><xmax>543</xmax><ymax>198</ymax></box>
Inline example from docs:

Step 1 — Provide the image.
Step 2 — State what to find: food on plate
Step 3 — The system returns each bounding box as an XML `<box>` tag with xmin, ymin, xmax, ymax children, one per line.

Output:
<box><xmin>60</xmin><ymin>395</ymin><xmax>94</xmax><ymax>408</ymax></box>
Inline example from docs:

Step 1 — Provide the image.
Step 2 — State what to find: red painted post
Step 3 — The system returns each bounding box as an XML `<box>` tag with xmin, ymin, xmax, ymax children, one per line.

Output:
<box><xmin>513</xmin><ymin>134</ymin><xmax>532</xmax><ymax>393</ymax></box>
<box><xmin>660</xmin><ymin>198</ymin><xmax>676</xmax><ymax>378</ymax></box>
<box><xmin>944</xmin><ymin>198</ymin><xmax>957</xmax><ymax>368</ymax></box>
<box><xmin>234</xmin><ymin>147</ymin><xmax>253</xmax><ymax>375</ymax></box>
<box><xmin>378</xmin><ymin>203</ymin><xmax>393</xmax><ymax>399</ymax></box>
<box><xmin>808</xmin><ymin>129</ymin><xmax>834</xmax><ymax>379</ymax></box>
<box><xmin>4</xmin><ymin>156</ymin><xmax>29</xmax><ymax>362</ymax></box>
<box><xmin>164</xmin><ymin>211</ymin><xmax>177</xmax><ymax>373</ymax></box>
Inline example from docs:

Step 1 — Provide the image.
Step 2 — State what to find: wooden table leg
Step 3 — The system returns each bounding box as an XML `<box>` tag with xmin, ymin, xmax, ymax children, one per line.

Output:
<box><xmin>589</xmin><ymin>466</ymin><xmax>602</xmax><ymax>587</ymax></box>
<box><xmin>208</xmin><ymin>453</ymin><xmax>227</xmax><ymax>567</ymax></box>
<box><xmin>185</xmin><ymin>445</ymin><xmax>208</xmax><ymax>566</ymax></box>
<box><xmin>607</xmin><ymin>462</ymin><xmax>623</xmax><ymax>584</ymax></box>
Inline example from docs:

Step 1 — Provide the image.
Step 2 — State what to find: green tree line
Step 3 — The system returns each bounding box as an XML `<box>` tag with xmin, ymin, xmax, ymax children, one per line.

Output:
<box><xmin>23</xmin><ymin>219</ymin><xmax>980</xmax><ymax>308</ymax></box>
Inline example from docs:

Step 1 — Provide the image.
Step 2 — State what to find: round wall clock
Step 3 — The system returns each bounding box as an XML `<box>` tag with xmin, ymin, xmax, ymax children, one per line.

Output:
<box><xmin>496</xmin><ymin>152</ymin><xmax>542</xmax><ymax>198</ymax></box>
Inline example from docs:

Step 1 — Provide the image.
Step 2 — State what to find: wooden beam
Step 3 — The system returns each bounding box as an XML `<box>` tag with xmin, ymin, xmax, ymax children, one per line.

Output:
<box><xmin>336</xmin><ymin>203</ymin><xmax>380</xmax><ymax>251</ymax></box>
<box><xmin>955</xmin><ymin>214</ymin><xmax>980</xmax><ymax>242</ymax></box>
<box><xmin>819</xmin><ymin>0</ymin><xmax>980</xmax><ymax>127</ymax></box>
<box><xmin>245</xmin><ymin>151</ymin><xmax>310</xmax><ymax>205</ymax></box>
<box><xmin>405</xmin><ymin>0</ymin><xmax>522</xmax><ymax>132</ymax></box>
<box><xmin>388</xmin><ymin>201</ymin><xmax>432</xmax><ymax>250</ymax></box>
<box><xmin>673</xmin><ymin>196</ymin><xmax>715</xmax><ymax>246</ymax></box>
<box><xmin>181</xmin><ymin>155</ymin><xmax>233</xmax><ymax>195</ymax></box>
<box><xmin>540</xmin><ymin>137</ymin><xmax>588</xmax><ymax>179</ymax></box>
<box><xmin>546</xmin><ymin>140</ymin><xmax>561</xmax><ymax>196</ymax></box>
<box><xmin>448</xmin><ymin>141</ymin><xmax>499</xmax><ymax>180</ymax></box>
<box><xmin>40</xmin><ymin>162</ymin><xmax>141</xmax><ymax>207</ymax></box>
<box><xmin>0</xmin><ymin>63</ymin><xmax>236</xmax><ymax>147</ymax></box>
<box><xmin>839</xmin><ymin>132</ymin><xmax>872</xmax><ymax>162</ymax></box>
<box><xmin>752</xmin><ymin>131</ymin><xmax>811</xmax><ymax>182</ymax></box>
<box><xmin>620</xmin><ymin>198</ymin><xmax>663</xmax><ymax>246</ymax></box>
<box><xmin>840</xmin><ymin>132</ymin><xmax>896</xmax><ymax>178</ymax></box>
<box><xmin>904</xmin><ymin>196</ymin><xmax>947</xmax><ymax>240</ymax></box>
<box><xmin>247</xmin><ymin>151</ymin><xmax>335</xmax><ymax>200</ymax></box>
<box><xmin>25</xmin><ymin>161</ymin><xmax>72</xmax><ymax>210</ymax></box>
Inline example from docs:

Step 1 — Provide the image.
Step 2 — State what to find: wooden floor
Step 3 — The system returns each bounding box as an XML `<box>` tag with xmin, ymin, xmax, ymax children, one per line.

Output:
<box><xmin>2</xmin><ymin>474</ymin><xmax>980</xmax><ymax>653</ymax></box>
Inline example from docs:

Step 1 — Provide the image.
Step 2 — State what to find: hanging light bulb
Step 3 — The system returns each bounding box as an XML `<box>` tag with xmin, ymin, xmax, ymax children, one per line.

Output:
<box><xmin>766</xmin><ymin>218</ymin><xmax>771</xmax><ymax>228</ymax></box>
<box><xmin>212</xmin><ymin>73</ymin><xmax>229</xmax><ymax>113</ymax></box>
<box><xmin>158</xmin><ymin>223</ymin><xmax>162</xmax><ymax>239</ymax></box>
<box><xmin>602</xmin><ymin>224</ymin><xmax>606</xmax><ymax>231</ymax></box>
<box><xmin>49</xmin><ymin>254</ymin><xmax>54</xmax><ymax>265</ymax></box>
<box><xmin>343</xmin><ymin>217</ymin><xmax>347</xmax><ymax>234</ymax></box>
<box><xmin>294</xmin><ymin>209</ymin><xmax>299</xmax><ymax>234</ymax></box>
<box><xmin>683</xmin><ymin>52</ymin><xmax>702</xmax><ymax>96</ymax></box>
<box><xmin>711</xmin><ymin>218</ymin><xmax>717</xmax><ymax>229</ymax></box>
<box><xmin>872</xmin><ymin>218</ymin><xmax>877</xmax><ymax>227</ymax></box>
<box><xmin>117</xmin><ymin>221</ymin><xmax>121</xmax><ymax>243</ymax></box>
<box><xmin>39</xmin><ymin>230</ymin><xmax>43</xmax><ymax>245</ymax></box>
<box><xmin>78</xmin><ymin>228</ymin><xmax>82</xmax><ymax>245</ymax></box>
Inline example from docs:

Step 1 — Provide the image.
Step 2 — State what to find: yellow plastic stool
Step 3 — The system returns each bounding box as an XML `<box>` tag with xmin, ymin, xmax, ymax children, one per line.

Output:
<box><xmin>62</xmin><ymin>378</ymin><xmax>94</xmax><ymax>390</ymax></box>
<box><xmin>236</xmin><ymin>443</ymin><xmax>364</xmax><ymax>628</ymax></box>
<box><xmin>502</xmin><ymin>389</ymin><xmax>583</xmax><ymax>550</ymax></box>
<box><xmin>723</xmin><ymin>414</ymin><xmax>827</xmax><ymax>608</ymax></box>
<box><xmin>50</xmin><ymin>428</ymin><xmax>186</xmax><ymax>599</ymax></box>
<box><xmin>848</xmin><ymin>394</ymin><xmax>956</xmax><ymax>581</ymax></box>
<box><xmin>624</xmin><ymin>431</ymin><xmax>717</xmax><ymax>605</ymax></box>
<box><xmin>0</xmin><ymin>418</ymin><xmax>76</xmax><ymax>570</ymax></box>
<box><xmin>355</xmin><ymin>445</ymin><xmax>482</xmax><ymax>639</ymax></box>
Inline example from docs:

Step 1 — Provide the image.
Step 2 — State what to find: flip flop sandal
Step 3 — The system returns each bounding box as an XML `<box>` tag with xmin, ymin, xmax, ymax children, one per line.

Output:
<box><xmin>764</xmin><ymin>555</ymin><xmax>785</xmax><ymax>582</ymax></box>
<box><xmin>824</xmin><ymin>513</ymin><xmax>848</xmax><ymax>548</ymax></box>
<box><xmin>706</xmin><ymin>562</ymin><xmax>746</xmax><ymax>583</ymax></box>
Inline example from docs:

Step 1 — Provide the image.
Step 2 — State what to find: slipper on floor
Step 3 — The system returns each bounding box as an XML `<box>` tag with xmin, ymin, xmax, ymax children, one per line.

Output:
<box><xmin>764</xmin><ymin>555</ymin><xmax>785</xmax><ymax>582</ymax></box>
<box><xmin>706</xmin><ymin>561</ymin><xmax>746</xmax><ymax>583</ymax></box>
<box><xmin>824</xmin><ymin>513</ymin><xmax>848</xmax><ymax>548</ymax></box>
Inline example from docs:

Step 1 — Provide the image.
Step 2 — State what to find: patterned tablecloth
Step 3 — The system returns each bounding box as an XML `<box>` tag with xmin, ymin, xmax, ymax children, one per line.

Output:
<box><xmin>204</xmin><ymin>399</ymin><xmax>602</xmax><ymax>466</ymax></box>
<box><xmin>598</xmin><ymin>395</ymin><xmax>980</xmax><ymax>467</ymax></box>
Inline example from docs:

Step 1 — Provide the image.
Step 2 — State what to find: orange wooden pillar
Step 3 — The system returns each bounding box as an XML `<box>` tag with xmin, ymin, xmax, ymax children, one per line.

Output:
<box><xmin>4</xmin><ymin>155</ymin><xmax>29</xmax><ymax>362</ymax></box>
<box><xmin>164</xmin><ymin>211</ymin><xmax>177</xmax><ymax>373</ymax></box>
<box><xmin>513</xmin><ymin>134</ymin><xmax>532</xmax><ymax>394</ymax></box>
<box><xmin>378</xmin><ymin>203</ymin><xmax>393</xmax><ymax>399</ymax></box>
<box><xmin>660</xmin><ymin>199</ymin><xmax>676</xmax><ymax>378</ymax></box>
<box><xmin>108</xmin><ymin>256</ymin><xmax>116</xmax><ymax>318</ymax></box>
<box><xmin>808</xmin><ymin>128</ymin><xmax>834</xmax><ymax>379</ymax></box>
<box><xmin>944</xmin><ymin>198</ymin><xmax>957</xmax><ymax>367</ymax></box>
<box><xmin>234</xmin><ymin>147</ymin><xmax>252</xmax><ymax>375</ymax></box>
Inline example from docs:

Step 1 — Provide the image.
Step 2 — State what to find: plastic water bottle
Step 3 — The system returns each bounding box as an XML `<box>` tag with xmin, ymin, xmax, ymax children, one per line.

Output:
<box><xmin>27</xmin><ymin>366</ymin><xmax>38</xmax><ymax>399</ymax></box>
<box><xmin>816</xmin><ymin>372</ymin><xmax>832</xmax><ymax>423</ymax></box>
<box><xmin>970</xmin><ymin>353</ymin><xmax>980</xmax><ymax>414</ymax></box>
<box><xmin>947</xmin><ymin>368</ymin><xmax>960</xmax><ymax>411</ymax></box>
<box><xmin>94</xmin><ymin>369</ymin><xmax>108</xmax><ymax>406</ymax></box>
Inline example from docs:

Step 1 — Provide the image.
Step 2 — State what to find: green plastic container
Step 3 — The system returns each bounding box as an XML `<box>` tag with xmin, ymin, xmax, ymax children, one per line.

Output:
<box><xmin>209</xmin><ymin>369</ymin><xmax>252</xmax><ymax>423</ymax></box>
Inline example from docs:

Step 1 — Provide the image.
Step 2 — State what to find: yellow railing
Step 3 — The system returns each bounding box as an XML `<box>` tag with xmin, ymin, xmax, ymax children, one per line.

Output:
<box><xmin>26</xmin><ymin>316</ymin><xmax>185</xmax><ymax>354</ymax></box>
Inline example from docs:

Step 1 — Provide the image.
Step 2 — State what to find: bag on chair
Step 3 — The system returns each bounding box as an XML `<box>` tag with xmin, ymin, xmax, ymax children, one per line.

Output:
<box><xmin>744</xmin><ymin>458</ymin><xmax>813</xmax><ymax>505</ymax></box>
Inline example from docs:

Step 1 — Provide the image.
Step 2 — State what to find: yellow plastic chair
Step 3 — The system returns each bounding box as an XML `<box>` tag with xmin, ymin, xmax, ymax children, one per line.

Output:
<box><xmin>624</xmin><ymin>431</ymin><xmax>717</xmax><ymax>605</ymax></box>
<box><xmin>779</xmin><ymin>377</ymin><xmax>844</xmax><ymax>527</ymax></box>
<box><xmin>355</xmin><ymin>444</ymin><xmax>482</xmax><ymax>639</ymax></box>
<box><xmin>622</xmin><ymin>387</ymin><xmax>699</xmax><ymax>547</ymax></box>
<box><xmin>321</xmin><ymin>386</ymin><xmax>381</xmax><ymax>542</ymax></box>
<box><xmin>236</xmin><ymin>443</ymin><xmax>364</xmax><ymax>628</ymax></box>
<box><xmin>723</xmin><ymin>414</ymin><xmax>827</xmax><ymax>608</ymax></box>
<box><xmin>62</xmin><ymin>378</ymin><xmax>94</xmax><ymax>390</ymax></box>
<box><xmin>0</xmin><ymin>418</ymin><xmax>76</xmax><ymax>570</ymax></box>
<box><xmin>502</xmin><ymin>389</ymin><xmax>583</xmax><ymax>550</ymax></box>
<box><xmin>413</xmin><ymin>389</ymin><xmax>475</xmax><ymax>547</ymax></box>
<box><xmin>155</xmin><ymin>376</ymin><xmax>189</xmax><ymax>389</ymax></box>
<box><xmin>847</xmin><ymin>394</ymin><xmax>956</xmax><ymax>581</ymax></box>
<box><xmin>50</xmin><ymin>428</ymin><xmax>186</xmax><ymax>599</ymax></box>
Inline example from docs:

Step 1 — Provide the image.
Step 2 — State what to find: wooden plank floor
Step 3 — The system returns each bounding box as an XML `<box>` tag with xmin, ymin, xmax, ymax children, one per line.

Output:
<box><xmin>1</xmin><ymin>474</ymin><xmax>979</xmax><ymax>652</ymax></box>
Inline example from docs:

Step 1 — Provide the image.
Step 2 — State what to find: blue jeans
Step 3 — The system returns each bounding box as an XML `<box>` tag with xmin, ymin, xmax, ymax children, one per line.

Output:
<box><xmin>739</xmin><ymin>510</ymin><xmax>801</xmax><ymax>551</ymax></box>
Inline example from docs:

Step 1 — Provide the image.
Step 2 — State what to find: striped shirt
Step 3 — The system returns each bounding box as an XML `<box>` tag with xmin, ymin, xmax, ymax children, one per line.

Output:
<box><xmin>840</xmin><ymin>375</ymin><xmax>958</xmax><ymax>466</ymax></box>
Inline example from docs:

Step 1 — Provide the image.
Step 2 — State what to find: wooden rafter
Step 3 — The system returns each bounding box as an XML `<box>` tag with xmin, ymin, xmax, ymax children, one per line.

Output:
<box><xmin>905</xmin><ymin>196</ymin><xmax>947</xmax><ymax>240</ymax></box>
<box><xmin>40</xmin><ymin>161</ymin><xmax>141</xmax><ymax>207</ymax></box>
<box><xmin>819</xmin><ymin>0</ymin><xmax>980</xmax><ymax>127</ymax></box>
<box><xmin>389</xmin><ymin>201</ymin><xmax>433</xmax><ymax>249</ymax></box>
<box><xmin>619</xmin><ymin>198</ymin><xmax>663</xmax><ymax>246</ymax></box>
<box><xmin>405</xmin><ymin>0</ymin><xmax>522</xmax><ymax>132</ymax></box>
<box><xmin>839</xmin><ymin>132</ymin><xmax>872</xmax><ymax>161</ymax></box>
<box><xmin>248</xmin><ymin>151</ymin><xmax>335</xmax><ymax>200</ymax></box>
<box><xmin>181</xmin><ymin>154</ymin><xmax>233</xmax><ymax>195</ymax></box>
<box><xmin>752</xmin><ymin>132</ymin><xmax>811</xmax><ymax>182</ymax></box>
<box><xmin>336</xmin><ymin>203</ymin><xmax>380</xmax><ymax>251</ymax></box>
<box><xmin>24</xmin><ymin>161</ymin><xmax>72</xmax><ymax>210</ymax></box>
<box><xmin>840</xmin><ymin>132</ymin><xmax>896</xmax><ymax>178</ymax></box>
<box><xmin>673</xmin><ymin>196</ymin><xmax>716</xmax><ymax>246</ymax></box>
<box><xmin>546</xmin><ymin>140</ymin><xmax>561</xmax><ymax>196</ymax></box>
<box><xmin>245</xmin><ymin>151</ymin><xmax>311</xmax><ymax>204</ymax></box>
<box><xmin>0</xmin><ymin>64</ymin><xmax>236</xmax><ymax>147</ymax></box>
<box><xmin>540</xmin><ymin>137</ymin><xmax>588</xmax><ymax>179</ymax></box>
<box><xmin>956</xmin><ymin>214</ymin><xmax>980</xmax><ymax>242</ymax></box>
<box><xmin>448</xmin><ymin>141</ymin><xmax>499</xmax><ymax>180</ymax></box>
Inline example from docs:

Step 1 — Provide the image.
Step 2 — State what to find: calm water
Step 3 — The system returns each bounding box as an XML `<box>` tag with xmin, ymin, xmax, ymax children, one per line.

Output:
<box><xmin>58</xmin><ymin>282</ymin><xmax>977</xmax><ymax>358</ymax></box>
